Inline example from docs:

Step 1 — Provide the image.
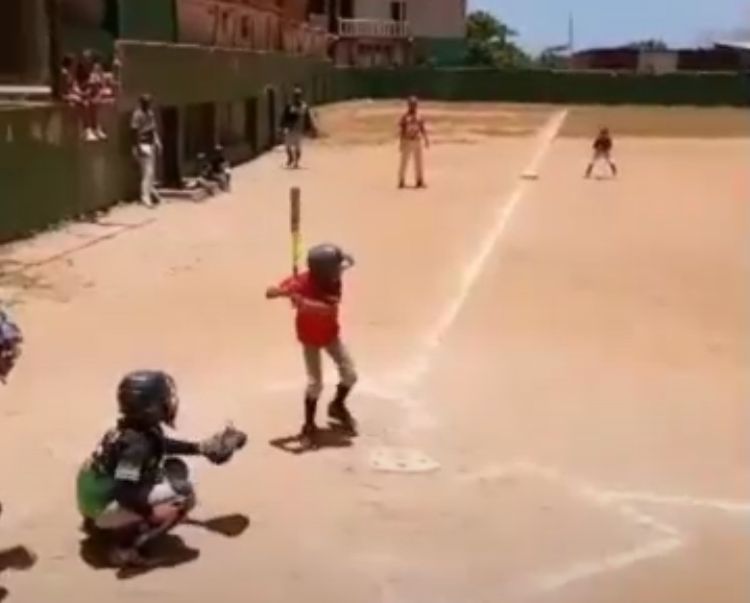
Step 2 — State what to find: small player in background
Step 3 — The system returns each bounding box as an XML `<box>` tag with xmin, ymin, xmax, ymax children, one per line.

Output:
<box><xmin>585</xmin><ymin>127</ymin><xmax>618</xmax><ymax>179</ymax></box>
<box><xmin>266</xmin><ymin>244</ymin><xmax>358</xmax><ymax>446</ymax></box>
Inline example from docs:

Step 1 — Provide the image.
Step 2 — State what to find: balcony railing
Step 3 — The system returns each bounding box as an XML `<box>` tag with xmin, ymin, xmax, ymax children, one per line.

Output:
<box><xmin>338</xmin><ymin>18</ymin><xmax>410</xmax><ymax>38</ymax></box>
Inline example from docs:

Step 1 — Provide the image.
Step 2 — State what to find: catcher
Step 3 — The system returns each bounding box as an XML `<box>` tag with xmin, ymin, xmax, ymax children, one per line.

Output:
<box><xmin>76</xmin><ymin>370</ymin><xmax>246</xmax><ymax>568</ymax></box>
<box><xmin>0</xmin><ymin>310</ymin><xmax>23</xmax><ymax>384</ymax></box>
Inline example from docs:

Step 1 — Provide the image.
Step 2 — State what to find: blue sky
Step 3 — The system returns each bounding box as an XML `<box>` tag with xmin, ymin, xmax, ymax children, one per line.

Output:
<box><xmin>469</xmin><ymin>0</ymin><xmax>750</xmax><ymax>53</ymax></box>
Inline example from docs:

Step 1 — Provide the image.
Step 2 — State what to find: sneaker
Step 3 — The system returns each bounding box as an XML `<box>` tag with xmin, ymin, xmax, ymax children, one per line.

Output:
<box><xmin>95</xmin><ymin>128</ymin><xmax>108</xmax><ymax>140</ymax></box>
<box><xmin>83</xmin><ymin>129</ymin><xmax>97</xmax><ymax>142</ymax></box>
<box><xmin>416</xmin><ymin>181</ymin><xmax>426</xmax><ymax>189</ymax></box>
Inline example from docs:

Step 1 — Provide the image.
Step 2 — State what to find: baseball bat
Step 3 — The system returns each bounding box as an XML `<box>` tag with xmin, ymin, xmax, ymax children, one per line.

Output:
<box><xmin>290</xmin><ymin>187</ymin><xmax>301</xmax><ymax>276</ymax></box>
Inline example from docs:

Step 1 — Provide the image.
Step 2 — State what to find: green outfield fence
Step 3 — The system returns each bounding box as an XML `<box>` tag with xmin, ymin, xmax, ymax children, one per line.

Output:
<box><xmin>338</xmin><ymin>67</ymin><xmax>750</xmax><ymax>106</ymax></box>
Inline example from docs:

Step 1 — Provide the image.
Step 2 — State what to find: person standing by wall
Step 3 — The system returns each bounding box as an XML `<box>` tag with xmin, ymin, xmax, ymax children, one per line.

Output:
<box><xmin>280</xmin><ymin>86</ymin><xmax>316</xmax><ymax>169</ymax></box>
<box><xmin>130</xmin><ymin>94</ymin><xmax>163</xmax><ymax>207</ymax></box>
<box><xmin>398</xmin><ymin>96</ymin><xmax>429</xmax><ymax>189</ymax></box>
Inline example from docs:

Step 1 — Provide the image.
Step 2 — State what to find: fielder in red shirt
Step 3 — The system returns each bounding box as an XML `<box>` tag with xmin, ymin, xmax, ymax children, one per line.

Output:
<box><xmin>266</xmin><ymin>244</ymin><xmax>358</xmax><ymax>446</ymax></box>
<box><xmin>585</xmin><ymin>127</ymin><xmax>618</xmax><ymax>178</ymax></box>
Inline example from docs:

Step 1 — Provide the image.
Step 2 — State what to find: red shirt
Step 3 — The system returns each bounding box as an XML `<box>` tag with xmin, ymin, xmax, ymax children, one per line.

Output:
<box><xmin>278</xmin><ymin>272</ymin><xmax>341</xmax><ymax>347</ymax></box>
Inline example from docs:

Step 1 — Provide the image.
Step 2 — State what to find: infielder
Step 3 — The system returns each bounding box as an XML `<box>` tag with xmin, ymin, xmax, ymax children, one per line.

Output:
<box><xmin>585</xmin><ymin>127</ymin><xmax>618</xmax><ymax>179</ymax></box>
<box><xmin>398</xmin><ymin>96</ymin><xmax>429</xmax><ymax>189</ymax></box>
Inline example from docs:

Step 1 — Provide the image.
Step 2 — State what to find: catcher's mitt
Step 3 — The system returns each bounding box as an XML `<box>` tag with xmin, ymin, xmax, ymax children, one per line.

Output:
<box><xmin>200</xmin><ymin>425</ymin><xmax>247</xmax><ymax>465</ymax></box>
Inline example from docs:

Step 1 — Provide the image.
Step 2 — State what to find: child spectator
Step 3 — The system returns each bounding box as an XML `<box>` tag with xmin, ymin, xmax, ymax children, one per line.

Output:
<box><xmin>73</xmin><ymin>50</ymin><xmax>106</xmax><ymax>141</ymax></box>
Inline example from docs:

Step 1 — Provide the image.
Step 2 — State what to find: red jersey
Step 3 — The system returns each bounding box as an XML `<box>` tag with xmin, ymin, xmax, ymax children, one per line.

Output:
<box><xmin>278</xmin><ymin>272</ymin><xmax>341</xmax><ymax>347</ymax></box>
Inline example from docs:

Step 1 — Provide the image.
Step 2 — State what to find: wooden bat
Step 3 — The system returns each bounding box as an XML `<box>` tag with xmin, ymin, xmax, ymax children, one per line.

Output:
<box><xmin>290</xmin><ymin>187</ymin><xmax>301</xmax><ymax>276</ymax></box>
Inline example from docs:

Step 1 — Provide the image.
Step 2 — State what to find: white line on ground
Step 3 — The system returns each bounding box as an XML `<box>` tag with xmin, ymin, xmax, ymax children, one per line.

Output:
<box><xmin>529</xmin><ymin>537</ymin><xmax>685</xmax><ymax>595</ymax></box>
<box><xmin>392</xmin><ymin>110</ymin><xmax>569</xmax><ymax>392</ymax></box>
<box><xmin>604</xmin><ymin>490</ymin><xmax>750</xmax><ymax>514</ymax></box>
<box><xmin>461</xmin><ymin>459</ymin><xmax>750</xmax><ymax>596</ymax></box>
<box><xmin>461</xmin><ymin>460</ymin><xmax>686</xmax><ymax>595</ymax></box>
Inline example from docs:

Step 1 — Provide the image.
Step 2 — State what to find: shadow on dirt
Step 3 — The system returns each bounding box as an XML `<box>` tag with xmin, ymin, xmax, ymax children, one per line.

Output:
<box><xmin>0</xmin><ymin>545</ymin><xmax>38</xmax><ymax>600</ymax></box>
<box><xmin>79</xmin><ymin>513</ymin><xmax>250</xmax><ymax>580</ymax></box>
<box><xmin>184</xmin><ymin>513</ymin><xmax>250</xmax><ymax>538</ymax></box>
<box><xmin>269</xmin><ymin>426</ymin><xmax>354</xmax><ymax>455</ymax></box>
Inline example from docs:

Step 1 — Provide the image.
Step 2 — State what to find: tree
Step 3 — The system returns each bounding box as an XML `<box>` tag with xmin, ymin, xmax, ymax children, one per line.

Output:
<box><xmin>465</xmin><ymin>10</ymin><xmax>531</xmax><ymax>68</ymax></box>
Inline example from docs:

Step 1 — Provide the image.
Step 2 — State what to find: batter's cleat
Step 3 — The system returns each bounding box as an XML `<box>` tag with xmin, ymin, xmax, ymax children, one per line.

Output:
<box><xmin>398</xmin><ymin>181</ymin><xmax>405</xmax><ymax>189</ymax></box>
<box><xmin>328</xmin><ymin>402</ymin><xmax>357</xmax><ymax>435</ymax></box>
<box><xmin>416</xmin><ymin>180</ymin><xmax>426</xmax><ymax>189</ymax></box>
<box><xmin>299</xmin><ymin>422</ymin><xmax>320</xmax><ymax>448</ymax></box>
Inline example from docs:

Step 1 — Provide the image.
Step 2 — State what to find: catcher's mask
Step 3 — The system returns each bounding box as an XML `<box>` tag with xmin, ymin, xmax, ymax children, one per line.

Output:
<box><xmin>0</xmin><ymin>311</ymin><xmax>23</xmax><ymax>384</ymax></box>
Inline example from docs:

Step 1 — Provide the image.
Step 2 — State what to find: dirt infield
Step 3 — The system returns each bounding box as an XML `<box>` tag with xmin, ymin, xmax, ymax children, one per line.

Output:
<box><xmin>0</xmin><ymin>103</ymin><xmax>747</xmax><ymax>602</ymax></box>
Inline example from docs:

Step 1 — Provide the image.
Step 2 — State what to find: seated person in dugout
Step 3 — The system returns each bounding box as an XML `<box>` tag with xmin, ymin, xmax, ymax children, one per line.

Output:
<box><xmin>194</xmin><ymin>146</ymin><xmax>231</xmax><ymax>195</ymax></box>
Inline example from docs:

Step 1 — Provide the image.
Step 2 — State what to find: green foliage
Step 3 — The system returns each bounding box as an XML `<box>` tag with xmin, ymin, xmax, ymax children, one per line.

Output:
<box><xmin>465</xmin><ymin>10</ymin><xmax>531</xmax><ymax>68</ymax></box>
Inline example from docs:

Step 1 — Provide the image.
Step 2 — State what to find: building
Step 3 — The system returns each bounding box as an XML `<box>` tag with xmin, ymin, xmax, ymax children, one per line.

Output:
<box><xmin>571</xmin><ymin>45</ymin><xmax>745</xmax><ymax>73</ymax></box>
<box><xmin>310</xmin><ymin>0</ymin><xmax>467</xmax><ymax>66</ymax></box>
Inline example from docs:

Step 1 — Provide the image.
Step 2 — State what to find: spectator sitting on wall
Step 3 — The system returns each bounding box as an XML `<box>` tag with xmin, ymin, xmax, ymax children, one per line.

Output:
<box><xmin>73</xmin><ymin>50</ymin><xmax>106</xmax><ymax>141</ymax></box>
<box><xmin>90</xmin><ymin>54</ymin><xmax>115</xmax><ymax>102</ymax></box>
<box><xmin>104</xmin><ymin>55</ymin><xmax>121</xmax><ymax>98</ymax></box>
<box><xmin>60</xmin><ymin>54</ymin><xmax>82</xmax><ymax>103</ymax></box>
<box><xmin>60</xmin><ymin>54</ymin><xmax>95</xmax><ymax>141</ymax></box>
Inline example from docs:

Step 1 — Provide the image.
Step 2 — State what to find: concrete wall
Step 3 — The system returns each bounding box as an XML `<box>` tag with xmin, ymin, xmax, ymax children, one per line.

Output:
<box><xmin>0</xmin><ymin>104</ymin><xmax>125</xmax><ymax>243</ymax></box>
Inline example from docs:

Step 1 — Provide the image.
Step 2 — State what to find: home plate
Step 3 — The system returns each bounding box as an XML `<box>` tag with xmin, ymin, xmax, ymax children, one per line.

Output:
<box><xmin>369</xmin><ymin>447</ymin><xmax>440</xmax><ymax>474</ymax></box>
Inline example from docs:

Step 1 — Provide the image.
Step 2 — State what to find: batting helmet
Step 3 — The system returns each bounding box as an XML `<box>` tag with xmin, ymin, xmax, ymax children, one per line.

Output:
<box><xmin>117</xmin><ymin>370</ymin><xmax>179</xmax><ymax>427</ymax></box>
<box><xmin>307</xmin><ymin>244</ymin><xmax>352</xmax><ymax>288</ymax></box>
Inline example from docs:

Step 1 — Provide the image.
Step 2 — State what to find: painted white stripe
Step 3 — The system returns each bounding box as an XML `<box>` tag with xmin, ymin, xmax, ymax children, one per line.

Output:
<box><xmin>605</xmin><ymin>490</ymin><xmax>750</xmax><ymax>514</ymax></box>
<box><xmin>530</xmin><ymin>537</ymin><xmax>684</xmax><ymax>594</ymax></box>
<box><xmin>393</xmin><ymin>110</ymin><xmax>569</xmax><ymax>391</ymax></box>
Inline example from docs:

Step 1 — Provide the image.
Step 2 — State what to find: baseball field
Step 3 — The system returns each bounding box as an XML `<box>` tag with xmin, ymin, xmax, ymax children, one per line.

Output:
<box><xmin>0</xmin><ymin>100</ymin><xmax>747</xmax><ymax>602</ymax></box>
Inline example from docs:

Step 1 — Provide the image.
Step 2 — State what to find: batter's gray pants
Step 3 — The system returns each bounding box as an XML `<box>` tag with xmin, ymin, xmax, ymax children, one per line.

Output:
<box><xmin>303</xmin><ymin>339</ymin><xmax>358</xmax><ymax>399</ymax></box>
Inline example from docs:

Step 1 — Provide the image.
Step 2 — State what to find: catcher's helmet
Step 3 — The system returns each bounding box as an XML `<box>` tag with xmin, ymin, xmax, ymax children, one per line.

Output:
<box><xmin>0</xmin><ymin>311</ymin><xmax>22</xmax><ymax>384</ymax></box>
<box><xmin>117</xmin><ymin>370</ymin><xmax>178</xmax><ymax>427</ymax></box>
